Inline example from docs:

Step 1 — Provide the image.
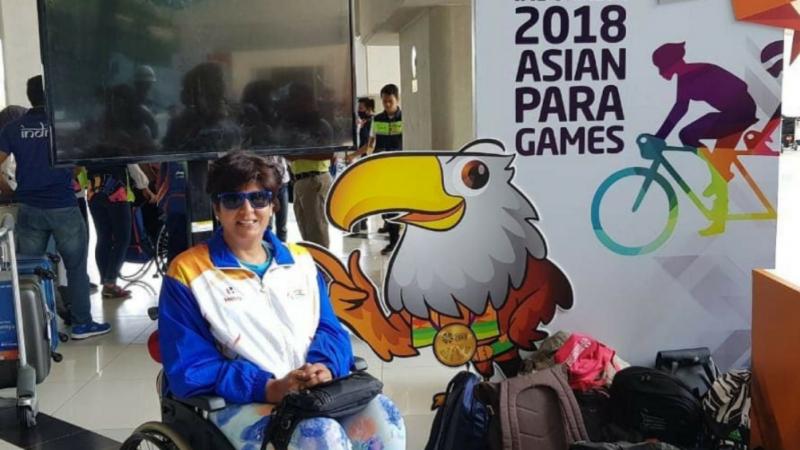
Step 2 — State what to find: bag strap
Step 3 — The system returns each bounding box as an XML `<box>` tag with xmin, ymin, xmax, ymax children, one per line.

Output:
<box><xmin>262</xmin><ymin>408</ymin><xmax>298</xmax><ymax>450</ymax></box>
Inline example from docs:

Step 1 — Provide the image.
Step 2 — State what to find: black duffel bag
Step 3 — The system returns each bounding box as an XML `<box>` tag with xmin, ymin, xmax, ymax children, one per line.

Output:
<box><xmin>263</xmin><ymin>371</ymin><xmax>383</xmax><ymax>450</ymax></box>
<box><xmin>609</xmin><ymin>367</ymin><xmax>705</xmax><ymax>447</ymax></box>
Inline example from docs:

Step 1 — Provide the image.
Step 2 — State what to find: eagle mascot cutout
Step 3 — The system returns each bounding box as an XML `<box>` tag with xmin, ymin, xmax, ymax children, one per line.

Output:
<box><xmin>301</xmin><ymin>139</ymin><xmax>574</xmax><ymax>379</ymax></box>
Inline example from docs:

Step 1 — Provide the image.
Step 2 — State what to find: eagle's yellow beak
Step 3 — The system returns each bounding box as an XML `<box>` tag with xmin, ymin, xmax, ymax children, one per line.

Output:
<box><xmin>328</xmin><ymin>154</ymin><xmax>465</xmax><ymax>232</ymax></box>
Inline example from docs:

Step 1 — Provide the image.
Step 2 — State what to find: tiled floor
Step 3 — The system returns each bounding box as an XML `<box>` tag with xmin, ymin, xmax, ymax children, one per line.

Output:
<box><xmin>0</xmin><ymin>152</ymin><xmax>798</xmax><ymax>449</ymax></box>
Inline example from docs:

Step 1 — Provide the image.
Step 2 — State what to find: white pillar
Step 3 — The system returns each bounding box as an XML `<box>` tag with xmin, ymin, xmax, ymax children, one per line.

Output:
<box><xmin>0</xmin><ymin>0</ymin><xmax>42</xmax><ymax>107</ymax></box>
<box><xmin>399</xmin><ymin>5</ymin><xmax>474</xmax><ymax>151</ymax></box>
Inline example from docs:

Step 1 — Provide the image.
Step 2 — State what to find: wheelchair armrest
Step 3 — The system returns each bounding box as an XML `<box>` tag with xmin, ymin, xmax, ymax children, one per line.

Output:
<box><xmin>174</xmin><ymin>395</ymin><xmax>227</xmax><ymax>412</ymax></box>
<box><xmin>352</xmin><ymin>356</ymin><xmax>368</xmax><ymax>372</ymax></box>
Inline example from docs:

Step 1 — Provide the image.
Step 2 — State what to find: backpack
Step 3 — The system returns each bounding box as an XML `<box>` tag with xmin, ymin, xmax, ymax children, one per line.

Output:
<box><xmin>554</xmin><ymin>334</ymin><xmax>629</xmax><ymax>391</ymax></box>
<box><xmin>573</xmin><ymin>388</ymin><xmax>613</xmax><ymax>442</ymax></box>
<box><xmin>655</xmin><ymin>347</ymin><xmax>719</xmax><ymax>398</ymax></box>
<box><xmin>425</xmin><ymin>371</ymin><xmax>489</xmax><ymax>450</ymax></box>
<box><xmin>703</xmin><ymin>369</ymin><xmax>751</xmax><ymax>449</ymax></box>
<box><xmin>610</xmin><ymin>367</ymin><xmax>706</xmax><ymax>447</ymax></box>
<box><xmin>476</xmin><ymin>365</ymin><xmax>589</xmax><ymax>450</ymax></box>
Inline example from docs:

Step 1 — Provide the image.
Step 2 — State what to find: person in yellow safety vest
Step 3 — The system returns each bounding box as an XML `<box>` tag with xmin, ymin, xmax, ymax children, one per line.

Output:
<box><xmin>360</xmin><ymin>84</ymin><xmax>403</xmax><ymax>255</ymax></box>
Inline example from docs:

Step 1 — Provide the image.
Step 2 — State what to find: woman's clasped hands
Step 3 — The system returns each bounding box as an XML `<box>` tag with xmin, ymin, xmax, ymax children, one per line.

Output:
<box><xmin>265</xmin><ymin>363</ymin><xmax>333</xmax><ymax>403</ymax></box>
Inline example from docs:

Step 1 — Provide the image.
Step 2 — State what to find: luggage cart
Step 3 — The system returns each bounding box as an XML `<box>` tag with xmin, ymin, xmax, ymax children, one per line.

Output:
<box><xmin>0</xmin><ymin>213</ymin><xmax>62</xmax><ymax>427</ymax></box>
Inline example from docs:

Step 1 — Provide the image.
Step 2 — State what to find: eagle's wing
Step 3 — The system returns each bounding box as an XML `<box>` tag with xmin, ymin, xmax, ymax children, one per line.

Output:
<box><xmin>500</xmin><ymin>256</ymin><xmax>574</xmax><ymax>351</ymax></box>
<box><xmin>300</xmin><ymin>243</ymin><xmax>418</xmax><ymax>361</ymax></box>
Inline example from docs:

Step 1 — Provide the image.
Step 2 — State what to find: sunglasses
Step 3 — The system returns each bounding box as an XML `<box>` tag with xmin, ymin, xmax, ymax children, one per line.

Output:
<box><xmin>215</xmin><ymin>190</ymin><xmax>273</xmax><ymax>210</ymax></box>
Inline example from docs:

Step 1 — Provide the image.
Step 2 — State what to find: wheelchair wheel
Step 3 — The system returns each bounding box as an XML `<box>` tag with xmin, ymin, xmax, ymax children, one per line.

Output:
<box><xmin>120</xmin><ymin>421</ymin><xmax>191</xmax><ymax>450</ymax></box>
<box><xmin>155</xmin><ymin>224</ymin><xmax>169</xmax><ymax>276</ymax></box>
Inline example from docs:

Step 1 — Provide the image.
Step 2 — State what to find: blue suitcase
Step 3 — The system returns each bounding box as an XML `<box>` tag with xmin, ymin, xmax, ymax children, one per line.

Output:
<box><xmin>0</xmin><ymin>255</ymin><xmax>61</xmax><ymax>387</ymax></box>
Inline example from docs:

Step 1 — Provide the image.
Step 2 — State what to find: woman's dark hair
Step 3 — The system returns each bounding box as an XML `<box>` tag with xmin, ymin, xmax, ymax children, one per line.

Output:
<box><xmin>357</xmin><ymin>97</ymin><xmax>375</xmax><ymax>111</ymax></box>
<box><xmin>206</xmin><ymin>151</ymin><xmax>282</xmax><ymax>210</ymax></box>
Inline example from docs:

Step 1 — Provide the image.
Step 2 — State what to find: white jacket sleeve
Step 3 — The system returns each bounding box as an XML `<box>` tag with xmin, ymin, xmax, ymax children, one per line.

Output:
<box><xmin>127</xmin><ymin>164</ymin><xmax>150</xmax><ymax>190</ymax></box>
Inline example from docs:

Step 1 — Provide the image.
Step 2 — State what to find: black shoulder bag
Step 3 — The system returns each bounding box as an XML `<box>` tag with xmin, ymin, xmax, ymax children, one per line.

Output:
<box><xmin>262</xmin><ymin>371</ymin><xmax>383</xmax><ymax>450</ymax></box>
<box><xmin>655</xmin><ymin>347</ymin><xmax>719</xmax><ymax>398</ymax></box>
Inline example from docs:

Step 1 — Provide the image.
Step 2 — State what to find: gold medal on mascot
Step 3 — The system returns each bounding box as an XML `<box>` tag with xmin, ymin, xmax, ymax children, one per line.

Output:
<box><xmin>433</xmin><ymin>323</ymin><xmax>477</xmax><ymax>366</ymax></box>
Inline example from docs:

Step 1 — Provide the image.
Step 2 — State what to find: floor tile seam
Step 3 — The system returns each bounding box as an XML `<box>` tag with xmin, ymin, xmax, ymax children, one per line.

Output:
<box><xmin>21</xmin><ymin>428</ymin><xmax>121</xmax><ymax>449</ymax></box>
<box><xmin>48</xmin><ymin>373</ymin><xmax>99</xmax><ymax>416</ymax></box>
<box><xmin>129</xmin><ymin>321</ymin><xmax>157</xmax><ymax>345</ymax></box>
<box><xmin>19</xmin><ymin>428</ymin><xmax>87</xmax><ymax>449</ymax></box>
<box><xmin>48</xmin><ymin>338</ymin><xmax>136</xmax><ymax>414</ymax></box>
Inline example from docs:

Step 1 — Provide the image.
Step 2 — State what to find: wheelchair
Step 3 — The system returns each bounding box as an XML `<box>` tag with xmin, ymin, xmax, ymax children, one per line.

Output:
<box><xmin>119</xmin><ymin>204</ymin><xmax>170</xmax><ymax>285</ymax></box>
<box><xmin>121</xmin><ymin>308</ymin><xmax>369</xmax><ymax>450</ymax></box>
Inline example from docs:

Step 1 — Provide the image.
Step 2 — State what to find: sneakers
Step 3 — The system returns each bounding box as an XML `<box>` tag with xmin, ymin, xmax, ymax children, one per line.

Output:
<box><xmin>102</xmin><ymin>285</ymin><xmax>132</xmax><ymax>299</ymax></box>
<box><xmin>71</xmin><ymin>321</ymin><xmax>112</xmax><ymax>340</ymax></box>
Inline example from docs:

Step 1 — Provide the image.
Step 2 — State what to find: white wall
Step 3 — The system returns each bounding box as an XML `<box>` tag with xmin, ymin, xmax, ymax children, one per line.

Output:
<box><xmin>399</xmin><ymin>12</ymin><xmax>432</xmax><ymax>150</ymax></box>
<box><xmin>783</xmin><ymin>30</ymin><xmax>800</xmax><ymax>117</ymax></box>
<box><xmin>399</xmin><ymin>5</ymin><xmax>474</xmax><ymax>151</ymax></box>
<box><xmin>354</xmin><ymin>37</ymin><xmax>369</xmax><ymax>97</ymax></box>
<box><xmin>365</xmin><ymin>45</ymin><xmax>401</xmax><ymax>98</ymax></box>
<box><xmin>0</xmin><ymin>0</ymin><xmax>41</xmax><ymax>107</ymax></box>
<box><xmin>429</xmin><ymin>5</ymin><xmax>473</xmax><ymax>150</ymax></box>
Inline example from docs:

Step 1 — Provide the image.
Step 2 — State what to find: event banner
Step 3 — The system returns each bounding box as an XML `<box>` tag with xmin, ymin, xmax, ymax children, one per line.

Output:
<box><xmin>474</xmin><ymin>0</ymin><xmax>782</xmax><ymax>366</ymax></box>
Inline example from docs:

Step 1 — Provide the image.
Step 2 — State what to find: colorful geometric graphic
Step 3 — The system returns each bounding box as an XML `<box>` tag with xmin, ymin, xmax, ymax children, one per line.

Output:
<box><xmin>592</xmin><ymin>41</ymin><xmax>780</xmax><ymax>256</ymax></box>
<box><xmin>732</xmin><ymin>0</ymin><xmax>800</xmax><ymax>63</ymax></box>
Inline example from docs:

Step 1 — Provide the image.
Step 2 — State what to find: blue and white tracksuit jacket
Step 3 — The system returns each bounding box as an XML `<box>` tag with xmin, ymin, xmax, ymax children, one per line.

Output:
<box><xmin>158</xmin><ymin>228</ymin><xmax>354</xmax><ymax>404</ymax></box>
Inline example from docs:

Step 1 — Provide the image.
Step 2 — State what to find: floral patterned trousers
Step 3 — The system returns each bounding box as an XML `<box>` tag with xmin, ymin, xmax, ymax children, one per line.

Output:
<box><xmin>210</xmin><ymin>394</ymin><xmax>406</xmax><ymax>450</ymax></box>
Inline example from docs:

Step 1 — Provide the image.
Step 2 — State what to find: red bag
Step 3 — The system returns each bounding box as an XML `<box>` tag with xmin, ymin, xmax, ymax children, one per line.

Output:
<box><xmin>553</xmin><ymin>333</ymin><xmax>628</xmax><ymax>391</ymax></box>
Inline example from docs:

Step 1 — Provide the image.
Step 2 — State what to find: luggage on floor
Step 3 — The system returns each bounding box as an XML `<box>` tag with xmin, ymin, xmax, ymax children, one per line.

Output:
<box><xmin>0</xmin><ymin>254</ymin><xmax>60</xmax><ymax>387</ymax></box>
<box><xmin>655</xmin><ymin>347</ymin><xmax>719</xmax><ymax>398</ymax></box>
<box><xmin>554</xmin><ymin>333</ymin><xmax>629</xmax><ymax>391</ymax></box>
<box><xmin>425</xmin><ymin>371</ymin><xmax>490</xmax><ymax>450</ymax></box>
<box><xmin>520</xmin><ymin>330</ymin><xmax>571</xmax><ymax>375</ymax></box>
<box><xmin>609</xmin><ymin>367</ymin><xmax>705</xmax><ymax>447</ymax></box>
<box><xmin>476</xmin><ymin>365</ymin><xmax>589</xmax><ymax>450</ymax></box>
<box><xmin>703</xmin><ymin>369</ymin><xmax>751</xmax><ymax>449</ymax></box>
<box><xmin>0</xmin><ymin>213</ymin><xmax>63</xmax><ymax>427</ymax></box>
<box><xmin>574</xmin><ymin>388</ymin><xmax>613</xmax><ymax>442</ymax></box>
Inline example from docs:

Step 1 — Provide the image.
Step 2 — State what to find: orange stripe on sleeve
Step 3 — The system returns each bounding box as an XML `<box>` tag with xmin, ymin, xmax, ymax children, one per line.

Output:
<box><xmin>166</xmin><ymin>244</ymin><xmax>214</xmax><ymax>286</ymax></box>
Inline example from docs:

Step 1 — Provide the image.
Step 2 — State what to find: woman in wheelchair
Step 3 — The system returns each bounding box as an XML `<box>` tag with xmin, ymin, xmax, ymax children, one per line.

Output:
<box><xmin>157</xmin><ymin>151</ymin><xmax>405</xmax><ymax>449</ymax></box>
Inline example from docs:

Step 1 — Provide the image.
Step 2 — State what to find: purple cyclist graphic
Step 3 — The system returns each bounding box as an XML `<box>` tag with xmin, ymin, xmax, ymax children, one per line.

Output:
<box><xmin>653</xmin><ymin>42</ymin><xmax>758</xmax><ymax>236</ymax></box>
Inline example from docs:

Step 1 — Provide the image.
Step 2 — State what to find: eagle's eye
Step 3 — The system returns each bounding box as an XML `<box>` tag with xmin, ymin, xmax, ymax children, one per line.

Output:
<box><xmin>461</xmin><ymin>160</ymin><xmax>489</xmax><ymax>190</ymax></box>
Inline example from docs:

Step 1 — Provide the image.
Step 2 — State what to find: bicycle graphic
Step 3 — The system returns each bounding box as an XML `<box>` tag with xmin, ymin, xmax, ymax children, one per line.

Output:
<box><xmin>591</xmin><ymin>132</ymin><xmax>777</xmax><ymax>256</ymax></box>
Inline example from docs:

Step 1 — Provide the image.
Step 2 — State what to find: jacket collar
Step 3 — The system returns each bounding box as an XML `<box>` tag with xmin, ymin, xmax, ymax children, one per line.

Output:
<box><xmin>208</xmin><ymin>227</ymin><xmax>295</xmax><ymax>269</ymax></box>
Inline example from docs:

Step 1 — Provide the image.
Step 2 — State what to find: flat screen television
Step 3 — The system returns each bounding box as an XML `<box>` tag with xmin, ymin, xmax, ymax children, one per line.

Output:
<box><xmin>38</xmin><ymin>0</ymin><xmax>355</xmax><ymax>166</ymax></box>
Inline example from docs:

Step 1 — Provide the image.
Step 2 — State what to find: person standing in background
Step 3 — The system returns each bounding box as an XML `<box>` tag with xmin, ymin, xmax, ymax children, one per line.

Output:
<box><xmin>0</xmin><ymin>76</ymin><xmax>110</xmax><ymax>340</ymax></box>
<box><xmin>344</xmin><ymin>97</ymin><xmax>375</xmax><ymax>236</ymax></box>
<box><xmin>371</xmin><ymin>85</ymin><xmax>403</xmax><ymax>255</ymax></box>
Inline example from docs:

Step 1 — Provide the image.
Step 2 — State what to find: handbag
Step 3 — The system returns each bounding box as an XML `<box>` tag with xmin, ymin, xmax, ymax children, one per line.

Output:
<box><xmin>655</xmin><ymin>347</ymin><xmax>719</xmax><ymax>398</ymax></box>
<box><xmin>262</xmin><ymin>371</ymin><xmax>383</xmax><ymax>450</ymax></box>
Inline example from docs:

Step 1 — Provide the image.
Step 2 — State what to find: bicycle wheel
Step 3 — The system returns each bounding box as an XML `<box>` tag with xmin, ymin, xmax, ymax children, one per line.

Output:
<box><xmin>119</xmin><ymin>259</ymin><xmax>153</xmax><ymax>282</ymax></box>
<box><xmin>591</xmin><ymin>167</ymin><xmax>678</xmax><ymax>256</ymax></box>
<box><xmin>120</xmin><ymin>421</ymin><xmax>191</xmax><ymax>450</ymax></box>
